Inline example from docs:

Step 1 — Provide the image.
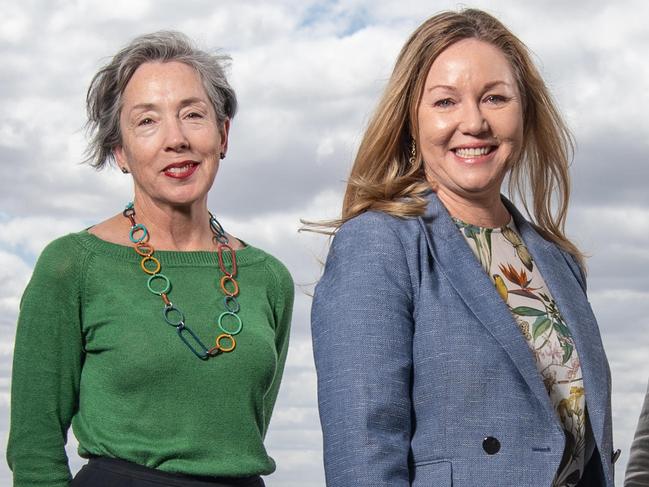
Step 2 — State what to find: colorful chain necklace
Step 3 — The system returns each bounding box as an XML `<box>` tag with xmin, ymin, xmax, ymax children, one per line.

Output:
<box><xmin>122</xmin><ymin>202</ymin><xmax>242</xmax><ymax>360</ymax></box>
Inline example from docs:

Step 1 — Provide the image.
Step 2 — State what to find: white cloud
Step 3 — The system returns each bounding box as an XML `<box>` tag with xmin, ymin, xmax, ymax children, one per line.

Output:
<box><xmin>0</xmin><ymin>5</ymin><xmax>32</xmax><ymax>44</ymax></box>
<box><xmin>0</xmin><ymin>217</ymin><xmax>88</xmax><ymax>256</ymax></box>
<box><xmin>0</xmin><ymin>251</ymin><xmax>31</xmax><ymax>314</ymax></box>
<box><xmin>50</xmin><ymin>0</ymin><xmax>153</xmax><ymax>29</ymax></box>
<box><xmin>1</xmin><ymin>2</ymin><xmax>648</xmax><ymax>486</ymax></box>
<box><xmin>177</xmin><ymin>2</ymin><xmax>304</xmax><ymax>49</ymax></box>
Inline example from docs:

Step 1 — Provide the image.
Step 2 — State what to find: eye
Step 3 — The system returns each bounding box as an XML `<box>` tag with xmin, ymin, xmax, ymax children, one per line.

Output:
<box><xmin>183</xmin><ymin>109</ymin><xmax>207</xmax><ymax>121</ymax></box>
<box><xmin>434</xmin><ymin>98</ymin><xmax>455</xmax><ymax>108</ymax></box>
<box><xmin>484</xmin><ymin>94</ymin><xmax>508</xmax><ymax>104</ymax></box>
<box><xmin>137</xmin><ymin>117</ymin><xmax>154</xmax><ymax>126</ymax></box>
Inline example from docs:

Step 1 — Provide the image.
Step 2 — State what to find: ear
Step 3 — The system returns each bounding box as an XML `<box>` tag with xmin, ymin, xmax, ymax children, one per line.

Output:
<box><xmin>114</xmin><ymin>145</ymin><xmax>130</xmax><ymax>172</ymax></box>
<box><xmin>219</xmin><ymin>118</ymin><xmax>231</xmax><ymax>156</ymax></box>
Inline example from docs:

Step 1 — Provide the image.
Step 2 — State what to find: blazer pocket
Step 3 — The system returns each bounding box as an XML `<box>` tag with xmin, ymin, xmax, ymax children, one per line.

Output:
<box><xmin>411</xmin><ymin>460</ymin><xmax>452</xmax><ymax>487</ymax></box>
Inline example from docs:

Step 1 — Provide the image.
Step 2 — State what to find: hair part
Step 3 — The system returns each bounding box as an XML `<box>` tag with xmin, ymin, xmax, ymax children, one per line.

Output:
<box><xmin>314</xmin><ymin>8</ymin><xmax>582</xmax><ymax>268</ymax></box>
<box><xmin>85</xmin><ymin>30</ymin><xmax>237</xmax><ymax>169</ymax></box>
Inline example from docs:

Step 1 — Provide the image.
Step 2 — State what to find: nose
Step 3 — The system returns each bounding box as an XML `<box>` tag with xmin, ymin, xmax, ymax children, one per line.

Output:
<box><xmin>458</xmin><ymin>101</ymin><xmax>488</xmax><ymax>135</ymax></box>
<box><xmin>164</xmin><ymin>118</ymin><xmax>189</xmax><ymax>152</ymax></box>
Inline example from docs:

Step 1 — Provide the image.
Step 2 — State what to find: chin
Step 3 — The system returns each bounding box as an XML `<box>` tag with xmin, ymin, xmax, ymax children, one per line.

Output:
<box><xmin>156</xmin><ymin>191</ymin><xmax>208</xmax><ymax>208</ymax></box>
<box><xmin>460</xmin><ymin>187</ymin><xmax>502</xmax><ymax>201</ymax></box>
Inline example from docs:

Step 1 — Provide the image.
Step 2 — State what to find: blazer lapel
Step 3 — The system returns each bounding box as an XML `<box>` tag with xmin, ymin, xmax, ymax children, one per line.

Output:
<box><xmin>507</xmin><ymin>201</ymin><xmax>610</xmax><ymax>451</ymax></box>
<box><xmin>418</xmin><ymin>192</ymin><xmax>556</xmax><ymax>421</ymax></box>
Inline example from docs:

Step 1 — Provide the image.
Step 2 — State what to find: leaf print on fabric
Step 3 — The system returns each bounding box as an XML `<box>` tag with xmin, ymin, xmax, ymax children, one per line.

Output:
<box><xmin>453</xmin><ymin>218</ymin><xmax>494</xmax><ymax>273</ymax></box>
<box><xmin>532</xmin><ymin>317</ymin><xmax>552</xmax><ymax>340</ymax></box>
<box><xmin>561</xmin><ymin>343</ymin><xmax>574</xmax><ymax>365</ymax></box>
<box><xmin>552</xmin><ymin>318</ymin><xmax>571</xmax><ymax>338</ymax></box>
<box><xmin>453</xmin><ymin>218</ymin><xmax>587</xmax><ymax>486</ymax></box>
<box><xmin>508</xmin><ymin>288</ymin><xmax>540</xmax><ymax>300</ymax></box>
<box><xmin>511</xmin><ymin>306</ymin><xmax>546</xmax><ymax>317</ymax></box>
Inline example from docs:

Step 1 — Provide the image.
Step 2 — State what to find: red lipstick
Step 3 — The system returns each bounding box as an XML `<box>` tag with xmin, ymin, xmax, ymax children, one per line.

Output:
<box><xmin>163</xmin><ymin>161</ymin><xmax>199</xmax><ymax>179</ymax></box>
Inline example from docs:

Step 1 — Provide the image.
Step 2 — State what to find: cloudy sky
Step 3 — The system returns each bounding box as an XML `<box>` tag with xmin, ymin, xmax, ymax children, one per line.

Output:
<box><xmin>1</xmin><ymin>1</ymin><xmax>648</xmax><ymax>485</ymax></box>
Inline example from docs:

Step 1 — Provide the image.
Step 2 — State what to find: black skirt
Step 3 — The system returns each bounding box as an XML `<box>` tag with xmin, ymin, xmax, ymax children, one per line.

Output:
<box><xmin>71</xmin><ymin>457</ymin><xmax>266</xmax><ymax>487</ymax></box>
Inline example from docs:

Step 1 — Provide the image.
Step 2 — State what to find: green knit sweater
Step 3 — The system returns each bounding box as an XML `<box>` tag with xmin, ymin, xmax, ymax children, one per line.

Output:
<box><xmin>7</xmin><ymin>231</ymin><xmax>294</xmax><ymax>486</ymax></box>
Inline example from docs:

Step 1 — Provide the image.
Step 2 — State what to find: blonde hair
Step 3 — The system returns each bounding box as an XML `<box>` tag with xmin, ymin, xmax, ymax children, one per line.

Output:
<box><xmin>312</xmin><ymin>9</ymin><xmax>583</xmax><ymax>267</ymax></box>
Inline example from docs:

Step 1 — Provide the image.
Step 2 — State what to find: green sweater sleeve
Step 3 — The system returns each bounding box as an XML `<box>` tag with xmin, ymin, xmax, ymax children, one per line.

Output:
<box><xmin>262</xmin><ymin>258</ymin><xmax>294</xmax><ymax>435</ymax></box>
<box><xmin>7</xmin><ymin>236</ymin><xmax>86</xmax><ymax>487</ymax></box>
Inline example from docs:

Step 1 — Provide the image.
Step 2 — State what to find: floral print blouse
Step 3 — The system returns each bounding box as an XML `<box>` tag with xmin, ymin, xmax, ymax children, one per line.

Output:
<box><xmin>454</xmin><ymin>217</ymin><xmax>586</xmax><ymax>487</ymax></box>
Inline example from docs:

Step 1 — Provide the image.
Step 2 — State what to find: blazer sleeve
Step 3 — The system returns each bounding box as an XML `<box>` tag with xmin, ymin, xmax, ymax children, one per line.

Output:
<box><xmin>311</xmin><ymin>213</ymin><xmax>414</xmax><ymax>486</ymax></box>
<box><xmin>625</xmin><ymin>380</ymin><xmax>649</xmax><ymax>486</ymax></box>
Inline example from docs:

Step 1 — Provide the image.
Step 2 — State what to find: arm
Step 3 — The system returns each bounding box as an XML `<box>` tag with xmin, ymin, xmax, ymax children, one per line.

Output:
<box><xmin>262</xmin><ymin>259</ymin><xmax>294</xmax><ymax>434</ymax></box>
<box><xmin>6</xmin><ymin>237</ymin><xmax>85</xmax><ymax>487</ymax></box>
<box><xmin>312</xmin><ymin>213</ymin><xmax>414</xmax><ymax>487</ymax></box>
<box><xmin>625</xmin><ymin>381</ymin><xmax>649</xmax><ymax>486</ymax></box>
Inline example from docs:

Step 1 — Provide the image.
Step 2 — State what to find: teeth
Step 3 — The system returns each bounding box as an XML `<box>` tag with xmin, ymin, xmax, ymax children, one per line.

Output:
<box><xmin>455</xmin><ymin>147</ymin><xmax>491</xmax><ymax>158</ymax></box>
<box><xmin>167</xmin><ymin>164</ymin><xmax>192</xmax><ymax>173</ymax></box>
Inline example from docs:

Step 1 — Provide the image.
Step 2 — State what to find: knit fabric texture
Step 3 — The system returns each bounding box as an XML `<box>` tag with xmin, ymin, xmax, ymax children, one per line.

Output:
<box><xmin>7</xmin><ymin>231</ymin><xmax>294</xmax><ymax>487</ymax></box>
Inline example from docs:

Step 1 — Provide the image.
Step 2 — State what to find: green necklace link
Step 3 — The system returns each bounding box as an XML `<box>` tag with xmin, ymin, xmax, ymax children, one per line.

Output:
<box><xmin>122</xmin><ymin>202</ymin><xmax>242</xmax><ymax>360</ymax></box>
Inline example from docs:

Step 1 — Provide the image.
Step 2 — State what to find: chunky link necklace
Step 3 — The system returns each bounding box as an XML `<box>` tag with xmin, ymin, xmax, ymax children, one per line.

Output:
<box><xmin>122</xmin><ymin>202</ymin><xmax>242</xmax><ymax>360</ymax></box>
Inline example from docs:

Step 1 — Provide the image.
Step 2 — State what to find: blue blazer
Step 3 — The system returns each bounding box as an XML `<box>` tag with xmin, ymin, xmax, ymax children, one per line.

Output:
<box><xmin>312</xmin><ymin>191</ymin><xmax>615</xmax><ymax>486</ymax></box>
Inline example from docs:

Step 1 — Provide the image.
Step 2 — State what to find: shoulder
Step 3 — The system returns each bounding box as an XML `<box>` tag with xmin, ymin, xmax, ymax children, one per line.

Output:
<box><xmin>520</xmin><ymin>219</ymin><xmax>588</xmax><ymax>293</ymax></box>
<box><xmin>332</xmin><ymin>210</ymin><xmax>417</xmax><ymax>256</ymax></box>
<box><xmin>557</xmin><ymin>247</ymin><xmax>588</xmax><ymax>293</ymax></box>
<box><xmin>33</xmin><ymin>232</ymin><xmax>92</xmax><ymax>278</ymax></box>
<box><xmin>22</xmin><ymin>232</ymin><xmax>92</xmax><ymax>304</ymax></box>
<box><xmin>320</xmin><ymin>211</ymin><xmax>415</xmax><ymax>294</ymax></box>
<box><xmin>337</xmin><ymin>210</ymin><xmax>414</xmax><ymax>236</ymax></box>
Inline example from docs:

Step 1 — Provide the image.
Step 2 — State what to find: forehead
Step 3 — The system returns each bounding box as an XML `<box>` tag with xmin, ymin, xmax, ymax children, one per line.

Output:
<box><xmin>122</xmin><ymin>61</ymin><xmax>208</xmax><ymax>105</ymax></box>
<box><xmin>425</xmin><ymin>38</ymin><xmax>517</xmax><ymax>87</ymax></box>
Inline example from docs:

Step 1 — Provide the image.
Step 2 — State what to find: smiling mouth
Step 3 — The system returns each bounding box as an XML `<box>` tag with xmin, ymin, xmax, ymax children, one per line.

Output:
<box><xmin>166</xmin><ymin>163</ymin><xmax>196</xmax><ymax>173</ymax></box>
<box><xmin>163</xmin><ymin>161</ymin><xmax>200</xmax><ymax>178</ymax></box>
<box><xmin>453</xmin><ymin>146</ymin><xmax>496</xmax><ymax>158</ymax></box>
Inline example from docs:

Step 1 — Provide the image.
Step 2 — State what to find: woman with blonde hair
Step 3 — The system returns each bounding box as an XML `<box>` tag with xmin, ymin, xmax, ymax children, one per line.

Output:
<box><xmin>311</xmin><ymin>9</ymin><xmax>617</xmax><ymax>486</ymax></box>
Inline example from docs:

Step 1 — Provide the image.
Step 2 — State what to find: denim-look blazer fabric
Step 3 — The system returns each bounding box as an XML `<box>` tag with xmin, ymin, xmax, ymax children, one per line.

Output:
<box><xmin>311</xmin><ymin>191</ymin><xmax>615</xmax><ymax>487</ymax></box>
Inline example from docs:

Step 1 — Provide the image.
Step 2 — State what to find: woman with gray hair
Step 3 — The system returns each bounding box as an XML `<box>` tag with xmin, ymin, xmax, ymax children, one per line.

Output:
<box><xmin>7</xmin><ymin>31</ymin><xmax>293</xmax><ymax>487</ymax></box>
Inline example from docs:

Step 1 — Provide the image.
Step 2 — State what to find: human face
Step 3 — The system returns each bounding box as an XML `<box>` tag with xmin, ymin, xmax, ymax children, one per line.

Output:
<box><xmin>417</xmin><ymin>38</ymin><xmax>524</xmax><ymax>209</ymax></box>
<box><xmin>115</xmin><ymin>61</ymin><xmax>228</xmax><ymax>209</ymax></box>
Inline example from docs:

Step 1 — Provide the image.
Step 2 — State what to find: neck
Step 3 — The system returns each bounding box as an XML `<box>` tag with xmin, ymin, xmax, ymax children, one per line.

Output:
<box><xmin>131</xmin><ymin>195</ymin><xmax>215</xmax><ymax>251</ymax></box>
<box><xmin>435</xmin><ymin>189</ymin><xmax>510</xmax><ymax>228</ymax></box>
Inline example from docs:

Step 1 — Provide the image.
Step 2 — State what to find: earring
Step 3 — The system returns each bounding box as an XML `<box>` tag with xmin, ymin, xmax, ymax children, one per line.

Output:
<box><xmin>409</xmin><ymin>138</ymin><xmax>417</xmax><ymax>166</ymax></box>
<box><xmin>120</xmin><ymin>167</ymin><xmax>129</xmax><ymax>174</ymax></box>
<box><xmin>219</xmin><ymin>152</ymin><xmax>226</xmax><ymax>160</ymax></box>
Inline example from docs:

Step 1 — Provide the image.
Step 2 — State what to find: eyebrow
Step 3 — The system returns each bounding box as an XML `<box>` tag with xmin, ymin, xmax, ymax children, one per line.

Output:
<box><xmin>179</xmin><ymin>97</ymin><xmax>209</xmax><ymax>108</ymax></box>
<box><xmin>128</xmin><ymin>98</ymin><xmax>209</xmax><ymax>113</ymax></box>
<box><xmin>427</xmin><ymin>80</ymin><xmax>513</xmax><ymax>92</ymax></box>
<box><xmin>484</xmin><ymin>80</ymin><xmax>512</xmax><ymax>90</ymax></box>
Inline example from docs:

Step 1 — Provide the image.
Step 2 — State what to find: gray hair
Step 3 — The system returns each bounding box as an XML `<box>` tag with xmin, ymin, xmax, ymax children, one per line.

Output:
<box><xmin>85</xmin><ymin>31</ymin><xmax>237</xmax><ymax>169</ymax></box>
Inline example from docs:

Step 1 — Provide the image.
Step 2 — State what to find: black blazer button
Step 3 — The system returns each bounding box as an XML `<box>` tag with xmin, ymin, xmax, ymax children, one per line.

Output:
<box><xmin>612</xmin><ymin>449</ymin><xmax>621</xmax><ymax>464</ymax></box>
<box><xmin>482</xmin><ymin>436</ymin><xmax>501</xmax><ymax>455</ymax></box>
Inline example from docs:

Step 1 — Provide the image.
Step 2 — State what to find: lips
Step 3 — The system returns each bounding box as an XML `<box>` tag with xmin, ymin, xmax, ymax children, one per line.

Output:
<box><xmin>163</xmin><ymin>161</ymin><xmax>200</xmax><ymax>179</ymax></box>
<box><xmin>452</xmin><ymin>145</ymin><xmax>497</xmax><ymax>159</ymax></box>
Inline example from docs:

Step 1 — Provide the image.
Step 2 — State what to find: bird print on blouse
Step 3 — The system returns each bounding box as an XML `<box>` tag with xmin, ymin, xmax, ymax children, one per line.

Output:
<box><xmin>453</xmin><ymin>217</ymin><xmax>586</xmax><ymax>487</ymax></box>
